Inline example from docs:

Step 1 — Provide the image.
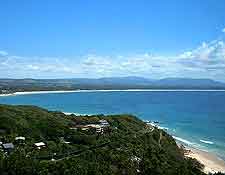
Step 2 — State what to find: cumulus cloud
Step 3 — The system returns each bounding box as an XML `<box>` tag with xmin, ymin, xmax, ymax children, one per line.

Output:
<box><xmin>222</xmin><ymin>28</ymin><xmax>225</xmax><ymax>33</ymax></box>
<box><xmin>0</xmin><ymin>50</ymin><xmax>8</xmax><ymax>56</ymax></box>
<box><xmin>177</xmin><ymin>39</ymin><xmax>225</xmax><ymax>70</ymax></box>
<box><xmin>1</xmin><ymin>35</ymin><xmax>225</xmax><ymax>81</ymax></box>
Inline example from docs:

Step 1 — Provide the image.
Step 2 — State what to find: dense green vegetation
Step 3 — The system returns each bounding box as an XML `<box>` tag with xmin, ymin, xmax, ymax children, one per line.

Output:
<box><xmin>0</xmin><ymin>104</ymin><xmax>222</xmax><ymax>174</ymax></box>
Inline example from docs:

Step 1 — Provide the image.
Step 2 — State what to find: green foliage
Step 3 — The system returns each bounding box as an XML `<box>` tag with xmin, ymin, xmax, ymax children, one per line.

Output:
<box><xmin>0</xmin><ymin>104</ymin><xmax>214</xmax><ymax>175</ymax></box>
<box><xmin>0</xmin><ymin>104</ymin><xmax>70</xmax><ymax>140</ymax></box>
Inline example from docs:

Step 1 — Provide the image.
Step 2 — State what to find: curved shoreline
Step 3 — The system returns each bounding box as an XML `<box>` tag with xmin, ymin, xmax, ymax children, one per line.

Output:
<box><xmin>64</xmin><ymin>113</ymin><xmax>225</xmax><ymax>173</ymax></box>
<box><xmin>1</xmin><ymin>90</ymin><xmax>225</xmax><ymax>173</ymax></box>
<box><xmin>1</xmin><ymin>89</ymin><xmax>225</xmax><ymax>97</ymax></box>
<box><xmin>184</xmin><ymin>146</ymin><xmax>225</xmax><ymax>173</ymax></box>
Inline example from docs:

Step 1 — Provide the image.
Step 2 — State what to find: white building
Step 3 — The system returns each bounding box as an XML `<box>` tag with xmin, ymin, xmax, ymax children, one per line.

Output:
<box><xmin>34</xmin><ymin>142</ymin><xmax>46</xmax><ymax>149</ymax></box>
<box><xmin>2</xmin><ymin>143</ymin><xmax>14</xmax><ymax>153</ymax></box>
<box><xmin>99</xmin><ymin>119</ymin><xmax>109</xmax><ymax>127</ymax></box>
<box><xmin>15</xmin><ymin>136</ymin><xmax>25</xmax><ymax>141</ymax></box>
<box><xmin>96</xmin><ymin>127</ymin><xmax>103</xmax><ymax>134</ymax></box>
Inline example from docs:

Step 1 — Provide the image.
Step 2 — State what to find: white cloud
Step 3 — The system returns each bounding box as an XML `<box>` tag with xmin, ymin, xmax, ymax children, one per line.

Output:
<box><xmin>27</xmin><ymin>64</ymin><xmax>40</xmax><ymax>70</ymax></box>
<box><xmin>222</xmin><ymin>28</ymin><xmax>225</xmax><ymax>33</ymax></box>
<box><xmin>1</xmin><ymin>36</ymin><xmax>225</xmax><ymax>81</ymax></box>
<box><xmin>0</xmin><ymin>50</ymin><xmax>8</xmax><ymax>56</ymax></box>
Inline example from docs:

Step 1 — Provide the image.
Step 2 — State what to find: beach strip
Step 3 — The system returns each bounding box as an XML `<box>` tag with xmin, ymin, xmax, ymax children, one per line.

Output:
<box><xmin>1</xmin><ymin>89</ymin><xmax>225</xmax><ymax>97</ymax></box>
<box><xmin>184</xmin><ymin>146</ymin><xmax>225</xmax><ymax>174</ymax></box>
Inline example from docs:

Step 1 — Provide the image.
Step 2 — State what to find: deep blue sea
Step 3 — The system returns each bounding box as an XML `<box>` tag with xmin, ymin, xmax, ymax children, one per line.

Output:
<box><xmin>0</xmin><ymin>90</ymin><xmax>225</xmax><ymax>160</ymax></box>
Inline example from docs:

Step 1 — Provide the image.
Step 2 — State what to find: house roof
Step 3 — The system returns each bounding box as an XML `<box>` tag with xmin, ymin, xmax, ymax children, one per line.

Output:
<box><xmin>86</xmin><ymin>124</ymin><xmax>101</xmax><ymax>128</ymax></box>
<box><xmin>2</xmin><ymin>143</ymin><xmax>14</xmax><ymax>149</ymax></box>
<box><xmin>99</xmin><ymin>119</ymin><xmax>108</xmax><ymax>123</ymax></box>
<box><xmin>99</xmin><ymin>120</ymin><xmax>109</xmax><ymax>125</ymax></box>
<box><xmin>15</xmin><ymin>136</ymin><xmax>25</xmax><ymax>140</ymax></box>
<box><xmin>34</xmin><ymin>142</ymin><xmax>45</xmax><ymax>147</ymax></box>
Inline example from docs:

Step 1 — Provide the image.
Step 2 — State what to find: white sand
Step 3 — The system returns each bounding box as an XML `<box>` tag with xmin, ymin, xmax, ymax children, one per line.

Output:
<box><xmin>0</xmin><ymin>94</ymin><xmax>13</xmax><ymax>97</ymax></box>
<box><xmin>0</xmin><ymin>90</ymin><xmax>78</xmax><ymax>96</ymax></box>
<box><xmin>185</xmin><ymin>147</ymin><xmax>225</xmax><ymax>174</ymax></box>
<box><xmin>14</xmin><ymin>90</ymin><xmax>78</xmax><ymax>95</ymax></box>
<box><xmin>1</xmin><ymin>89</ymin><xmax>225</xmax><ymax>97</ymax></box>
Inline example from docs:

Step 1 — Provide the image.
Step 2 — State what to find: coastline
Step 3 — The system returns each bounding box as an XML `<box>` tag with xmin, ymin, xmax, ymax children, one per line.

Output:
<box><xmin>1</xmin><ymin>89</ymin><xmax>225</xmax><ymax>97</ymax></box>
<box><xmin>0</xmin><ymin>94</ymin><xmax>14</xmax><ymax>97</ymax></box>
<box><xmin>1</xmin><ymin>89</ymin><xmax>225</xmax><ymax>174</ymax></box>
<box><xmin>179</xmin><ymin>144</ymin><xmax>225</xmax><ymax>174</ymax></box>
<box><xmin>64</xmin><ymin>115</ymin><xmax>225</xmax><ymax>174</ymax></box>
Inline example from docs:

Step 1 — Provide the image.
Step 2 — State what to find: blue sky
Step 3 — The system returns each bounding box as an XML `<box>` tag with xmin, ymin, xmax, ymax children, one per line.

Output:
<box><xmin>0</xmin><ymin>0</ymin><xmax>225</xmax><ymax>81</ymax></box>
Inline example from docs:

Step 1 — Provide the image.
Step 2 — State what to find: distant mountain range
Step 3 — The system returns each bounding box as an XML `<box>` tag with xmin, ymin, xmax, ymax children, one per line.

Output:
<box><xmin>0</xmin><ymin>77</ymin><xmax>225</xmax><ymax>92</ymax></box>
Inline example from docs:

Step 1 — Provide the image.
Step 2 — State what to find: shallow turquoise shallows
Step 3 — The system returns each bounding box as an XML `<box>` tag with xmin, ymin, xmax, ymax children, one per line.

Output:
<box><xmin>1</xmin><ymin>91</ymin><xmax>225</xmax><ymax>160</ymax></box>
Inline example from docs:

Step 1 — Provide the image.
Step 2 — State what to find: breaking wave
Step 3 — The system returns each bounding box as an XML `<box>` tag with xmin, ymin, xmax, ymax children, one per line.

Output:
<box><xmin>158</xmin><ymin>126</ymin><xmax>169</xmax><ymax>130</ymax></box>
<box><xmin>172</xmin><ymin>136</ymin><xmax>195</xmax><ymax>145</ymax></box>
<box><xmin>200</xmin><ymin>139</ymin><xmax>214</xmax><ymax>144</ymax></box>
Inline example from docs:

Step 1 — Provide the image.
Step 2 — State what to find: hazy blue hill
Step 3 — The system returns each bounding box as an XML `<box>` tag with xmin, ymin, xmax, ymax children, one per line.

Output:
<box><xmin>96</xmin><ymin>76</ymin><xmax>154</xmax><ymax>85</ymax></box>
<box><xmin>0</xmin><ymin>77</ymin><xmax>225</xmax><ymax>92</ymax></box>
<box><xmin>155</xmin><ymin>78</ymin><xmax>225</xmax><ymax>88</ymax></box>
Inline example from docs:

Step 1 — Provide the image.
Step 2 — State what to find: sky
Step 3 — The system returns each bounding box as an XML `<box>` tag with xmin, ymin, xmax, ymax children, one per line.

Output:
<box><xmin>0</xmin><ymin>0</ymin><xmax>225</xmax><ymax>81</ymax></box>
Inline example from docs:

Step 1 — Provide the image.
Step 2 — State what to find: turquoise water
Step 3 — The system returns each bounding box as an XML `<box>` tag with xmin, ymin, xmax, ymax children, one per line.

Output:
<box><xmin>0</xmin><ymin>91</ymin><xmax>225</xmax><ymax>159</ymax></box>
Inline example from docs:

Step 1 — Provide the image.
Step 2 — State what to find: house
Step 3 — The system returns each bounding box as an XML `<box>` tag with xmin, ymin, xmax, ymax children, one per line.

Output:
<box><xmin>70</xmin><ymin>125</ymin><xmax>90</xmax><ymax>131</ymax></box>
<box><xmin>85</xmin><ymin>124</ymin><xmax>105</xmax><ymax>133</ymax></box>
<box><xmin>81</xmin><ymin>128</ymin><xmax>89</xmax><ymax>131</ymax></box>
<box><xmin>60</xmin><ymin>137</ymin><xmax>70</xmax><ymax>144</ymax></box>
<box><xmin>34</xmin><ymin>142</ymin><xmax>46</xmax><ymax>149</ymax></box>
<box><xmin>70</xmin><ymin>124</ymin><xmax>101</xmax><ymax>131</ymax></box>
<box><xmin>70</xmin><ymin>121</ymin><xmax>109</xmax><ymax>133</ymax></box>
<box><xmin>69</xmin><ymin>127</ymin><xmax>78</xmax><ymax>130</ymax></box>
<box><xmin>0</xmin><ymin>142</ymin><xmax>3</xmax><ymax>151</ymax></box>
<box><xmin>15</xmin><ymin>136</ymin><xmax>25</xmax><ymax>141</ymax></box>
<box><xmin>131</xmin><ymin>156</ymin><xmax>141</xmax><ymax>163</ymax></box>
<box><xmin>15</xmin><ymin>136</ymin><xmax>26</xmax><ymax>144</ymax></box>
<box><xmin>96</xmin><ymin>127</ymin><xmax>104</xmax><ymax>134</ymax></box>
<box><xmin>99</xmin><ymin>119</ymin><xmax>109</xmax><ymax>127</ymax></box>
<box><xmin>1</xmin><ymin>90</ymin><xmax>8</xmax><ymax>94</ymax></box>
<box><xmin>2</xmin><ymin>143</ymin><xmax>14</xmax><ymax>153</ymax></box>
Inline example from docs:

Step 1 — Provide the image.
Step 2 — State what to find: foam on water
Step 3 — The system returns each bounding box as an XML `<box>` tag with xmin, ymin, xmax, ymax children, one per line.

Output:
<box><xmin>158</xmin><ymin>126</ymin><xmax>169</xmax><ymax>130</ymax></box>
<box><xmin>172</xmin><ymin>136</ymin><xmax>195</xmax><ymax>145</ymax></box>
<box><xmin>200</xmin><ymin>139</ymin><xmax>214</xmax><ymax>145</ymax></box>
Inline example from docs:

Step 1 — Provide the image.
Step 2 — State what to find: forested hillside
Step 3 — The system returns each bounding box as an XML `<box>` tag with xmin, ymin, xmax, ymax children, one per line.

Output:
<box><xmin>0</xmin><ymin>104</ymin><xmax>220</xmax><ymax>175</ymax></box>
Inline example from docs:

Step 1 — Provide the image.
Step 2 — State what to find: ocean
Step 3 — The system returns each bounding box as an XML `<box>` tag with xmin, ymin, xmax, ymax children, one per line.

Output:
<box><xmin>0</xmin><ymin>90</ymin><xmax>225</xmax><ymax>160</ymax></box>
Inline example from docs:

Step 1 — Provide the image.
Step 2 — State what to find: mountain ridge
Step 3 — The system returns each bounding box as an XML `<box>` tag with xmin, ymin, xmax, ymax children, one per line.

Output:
<box><xmin>0</xmin><ymin>77</ymin><xmax>225</xmax><ymax>92</ymax></box>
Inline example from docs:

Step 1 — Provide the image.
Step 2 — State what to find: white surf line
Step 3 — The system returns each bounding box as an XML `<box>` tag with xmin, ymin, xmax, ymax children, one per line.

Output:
<box><xmin>14</xmin><ymin>90</ymin><xmax>78</xmax><ymax>95</ymax></box>
<box><xmin>1</xmin><ymin>89</ymin><xmax>225</xmax><ymax>97</ymax></box>
<box><xmin>172</xmin><ymin>136</ymin><xmax>195</xmax><ymax>145</ymax></box>
<box><xmin>0</xmin><ymin>94</ymin><xmax>14</xmax><ymax>97</ymax></box>
<box><xmin>200</xmin><ymin>140</ymin><xmax>214</xmax><ymax>145</ymax></box>
<box><xmin>72</xmin><ymin>89</ymin><xmax>225</xmax><ymax>92</ymax></box>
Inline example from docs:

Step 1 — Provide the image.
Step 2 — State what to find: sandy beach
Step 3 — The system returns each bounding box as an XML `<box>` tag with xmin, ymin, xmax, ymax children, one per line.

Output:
<box><xmin>0</xmin><ymin>94</ymin><xmax>13</xmax><ymax>97</ymax></box>
<box><xmin>14</xmin><ymin>90</ymin><xmax>78</xmax><ymax>95</ymax></box>
<box><xmin>1</xmin><ymin>89</ymin><xmax>225</xmax><ymax>174</ymax></box>
<box><xmin>1</xmin><ymin>89</ymin><xmax>225</xmax><ymax>97</ymax></box>
<box><xmin>0</xmin><ymin>90</ymin><xmax>78</xmax><ymax>96</ymax></box>
<box><xmin>184</xmin><ymin>146</ymin><xmax>225</xmax><ymax>174</ymax></box>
